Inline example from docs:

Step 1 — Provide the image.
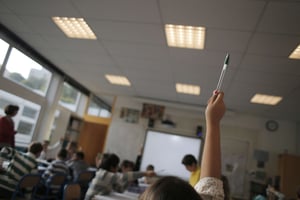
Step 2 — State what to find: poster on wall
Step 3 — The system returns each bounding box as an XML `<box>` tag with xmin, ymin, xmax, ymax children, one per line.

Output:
<box><xmin>141</xmin><ymin>103</ymin><xmax>165</xmax><ymax>119</ymax></box>
<box><xmin>120</xmin><ymin>107</ymin><xmax>140</xmax><ymax>123</ymax></box>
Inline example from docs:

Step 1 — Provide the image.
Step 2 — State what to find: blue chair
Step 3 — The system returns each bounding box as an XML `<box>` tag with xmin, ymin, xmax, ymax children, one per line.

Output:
<box><xmin>73</xmin><ymin>171</ymin><xmax>95</xmax><ymax>199</ymax></box>
<box><xmin>62</xmin><ymin>183</ymin><xmax>81</xmax><ymax>200</ymax></box>
<box><xmin>35</xmin><ymin>173</ymin><xmax>67</xmax><ymax>200</ymax></box>
<box><xmin>11</xmin><ymin>173</ymin><xmax>41</xmax><ymax>200</ymax></box>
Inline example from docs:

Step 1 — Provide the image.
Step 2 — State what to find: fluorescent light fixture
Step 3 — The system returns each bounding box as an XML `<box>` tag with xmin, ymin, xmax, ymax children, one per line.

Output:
<box><xmin>250</xmin><ymin>94</ymin><xmax>282</xmax><ymax>105</ymax></box>
<box><xmin>105</xmin><ymin>74</ymin><xmax>131</xmax><ymax>86</ymax></box>
<box><xmin>52</xmin><ymin>17</ymin><xmax>97</xmax><ymax>40</ymax></box>
<box><xmin>176</xmin><ymin>83</ymin><xmax>200</xmax><ymax>95</ymax></box>
<box><xmin>165</xmin><ymin>24</ymin><xmax>205</xmax><ymax>49</ymax></box>
<box><xmin>289</xmin><ymin>44</ymin><xmax>300</xmax><ymax>59</ymax></box>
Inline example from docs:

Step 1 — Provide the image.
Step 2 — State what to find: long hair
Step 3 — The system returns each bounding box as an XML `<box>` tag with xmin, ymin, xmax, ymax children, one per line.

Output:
<box><xmin>139</xmin><ymin>176</ymin><xmax>202</xmax><ymax>200</ymax></box>
<box><xmin>99</xmin><ymin>153</ymin><xmax>120</xmax><ymax>171</ymax></box>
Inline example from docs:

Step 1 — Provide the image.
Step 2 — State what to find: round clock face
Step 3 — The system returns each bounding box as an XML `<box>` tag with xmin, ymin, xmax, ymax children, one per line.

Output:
<box><xmin>265</xmin><ymin>120</ymin><xmax>279</xmax><ymax>132</ymax></box>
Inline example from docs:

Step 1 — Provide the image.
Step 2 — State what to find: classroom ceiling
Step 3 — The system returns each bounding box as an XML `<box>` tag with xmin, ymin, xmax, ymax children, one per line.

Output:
<box><xmin>1</xmin><ymin>0</ymin><xmax>300</xmax><ymax>122</ymax></box>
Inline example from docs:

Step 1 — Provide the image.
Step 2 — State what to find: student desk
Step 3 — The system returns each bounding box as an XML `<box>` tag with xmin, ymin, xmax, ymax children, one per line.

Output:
<box><xmin>94</xmin><ymin>191</ymin><xmax>139</xmax><ymax>200</ymax></box>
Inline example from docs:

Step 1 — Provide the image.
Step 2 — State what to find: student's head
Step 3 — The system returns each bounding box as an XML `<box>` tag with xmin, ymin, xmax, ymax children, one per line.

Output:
<box><xmin>96</xmin><ymin>153</ymin><xmax>110</xmax><ymax>168</ymax></box>
<box><xmin>120</xmin><ymin>160</ymin><xmax>134</xmax><ymax>172</ymax></box>
<box><xmin>4</xmin><ymin>104</ymin><xmax>19</xmax><ymax>116</ymax></box>
<box><xmin>181</xmin><ymin>154</ymin><xmax>198</xmax><ymax>172</ymax></box>
<box><xmin>99</xmin><ymin>153</ymin><xmax>120</xmax><ymax>172</ymax></box>
<box><xmin>57</xmin><ymin>148</ymin><xmax>68</xmax><ymax>160</ymax></box>
<box><xmin>139</xmin><ymin>176</ymin><xmax>202</xmax><ymax>200</ymax></box>
<box><xmin>74</xmin><ymin>151</ymin><xmax>85</xmax><ymax>160</ymax></box>
<box><xmin>146</xmin><ymin>164</ymin><xmax>155</xmax><ymax>171</ymax></box>
<box><xmin>28</xmin><ymin>142</ymin><xmax>43</xmax><ymax>157</ymax></box>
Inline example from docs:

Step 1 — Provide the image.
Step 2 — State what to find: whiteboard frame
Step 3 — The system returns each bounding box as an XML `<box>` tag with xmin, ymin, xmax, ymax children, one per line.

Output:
<box><xmin>140</xmin><ymin>129</ymin><xmax>204</xmax><ymax>180</ymax></box>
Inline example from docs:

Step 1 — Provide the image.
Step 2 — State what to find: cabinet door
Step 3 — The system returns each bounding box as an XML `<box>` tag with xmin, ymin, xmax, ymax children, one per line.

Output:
<box><xmin>279</xmin><ymin>154</ymin><xmax>300</xmax><ymax>199</ymax></box>
<box><xmin>78</xmin><ymin>121</ymin><xmax>108</xmax><ymax>166</ymax></box>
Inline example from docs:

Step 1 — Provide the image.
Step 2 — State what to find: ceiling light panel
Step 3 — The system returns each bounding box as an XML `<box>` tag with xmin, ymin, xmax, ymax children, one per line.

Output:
<box><xmin>105</xmin><ymin>74</ymin><xmax>131</xmax><ymax>86</ymax></box>
<box><xmin>176</xmin><ymin>83</ymin><xmax>200</xmax><ymax>95</ymax></box>
<box><xmin>250</xmin><ymin>94</ymin><xmax>282</xmax><ymax>105</ymax></box>
<box><xmin>165</xmin><ymin>24</ymin><xmax>205</xmax><ymax>49</ymax></box>
<box><xmin>52</xmin><ymin>17</ymin><xmax>97</xmax><ymax>40</ymax></box>
<box><xmin>289</xmin><ymin>44</ymin><xmax>300</xmax><ymax>59</ymax></box>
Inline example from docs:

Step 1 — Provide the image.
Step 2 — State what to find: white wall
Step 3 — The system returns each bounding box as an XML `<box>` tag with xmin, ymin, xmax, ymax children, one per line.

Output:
<box><xmin>105</xmin><ymin>96</ymin><xmax>300</xmax><ymax>197</ymax></box>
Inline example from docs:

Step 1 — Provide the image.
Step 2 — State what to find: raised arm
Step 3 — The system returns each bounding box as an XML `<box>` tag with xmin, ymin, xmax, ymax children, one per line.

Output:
<box><xmin>195</xmin><ymin>92</ymin><xmax>225</xmax><ymax>200</ymax></box>
<box><xmin>201</xmin><ymin>91</ymin><xmax>225</xmax><ymax>178</ymax></box>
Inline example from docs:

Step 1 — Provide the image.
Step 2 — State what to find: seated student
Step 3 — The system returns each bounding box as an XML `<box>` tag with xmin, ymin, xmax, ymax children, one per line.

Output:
<box><xmin>38</xmin><ymin>135</ymin><xmax>75</xmax><ymax>161</ymax></box>
<box><xmin>139</xmin><ymin>91</ymin><xmax>226</xmax><ymax>200</ymax></box>
<box><xmin>84</xmin><ymin>153</ymin><xmax>155</xmax><ymax>200</ymax></box>
<box><xmin>139</xmin><ymin>164</ymin><xmax>160</xmax><ymax>185</ymax></box>
<box><xmin>41</xmin><ymin>148</ymin><xmax>70</xmax><ymax>190</ymax></box>
<box><xmin>143</xmin><ymin>164</ymin><xmax>158</xmax><ymax>185</ymax></box>
<box><xmin>67</xmin><ymin>151</ymin><xmax>89</xmax><ymax>181</ymax></box>
<box><xmin>0</xmin><ymin>141</ymin><xmax>43</xmax><ymax>198</ymax></box>
<box><xmin>182</xmin><ymin>154</ymin><xmax>201</xmax><ymax>187</ymax></box>
<box><xmin>120</xmin><ymin>159</ymin><xmax>135</xmax><ymax>172</ymax></box>
<box><xmin>119</xmin><ymin>160</ymin><xmax>139</xmax><ymax>188</ymax></box>
<box><xmin>95</xmin><ymin>153</ymin><xmax>109</xmax><ymax>169</ymax></box>
<box><xmin>38</xmin><ymin>138</ymin><xmax>65</xmax><ymax>161</ymax></box>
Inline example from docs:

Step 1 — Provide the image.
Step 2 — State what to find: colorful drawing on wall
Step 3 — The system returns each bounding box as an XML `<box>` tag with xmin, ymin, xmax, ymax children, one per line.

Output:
<box><xmin>141</xmin><ymin>103</ymin><xmax>165</xmax><ymax>120</ymax></box>
<box><xmin>120</xmin><ymin>107</ymin><xmax>140</xmax><ymax>123</ymax></box>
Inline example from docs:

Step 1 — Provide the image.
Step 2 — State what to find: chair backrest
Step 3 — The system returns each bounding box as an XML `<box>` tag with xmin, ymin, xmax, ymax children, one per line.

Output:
<box><xmin>75</xmin><ymin>171</ymin><xmax>95</xmax><ymax>185</ymax></box>
<box><xmin>18</xmin><ymin>173</ymin><xmax>41</xmax><ymax>189</ymax></box>
<box><xmin>11</xmin><ymin>174</ymin><xmax>41</xmax><ymax>200</ymax></box>
<box><xmin>48</xmin><ymin>173</ymin><xmax>67</xmax><ymax>186</ymax></box>
<box><xmin>63</xmin><ymin>183</ymin><xmax>81</xmax><ymax>200</ymax></box>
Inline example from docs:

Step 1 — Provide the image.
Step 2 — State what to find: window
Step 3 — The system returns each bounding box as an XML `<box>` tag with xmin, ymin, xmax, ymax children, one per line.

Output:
<box><xmin>59</xmin><ymin>82</ymin><xmax>81</xmax><ymax>112</ymax></box>
<box><xmin>0</xmin><ymin>38</ymin><xmax>9</xmax><ymax>69</ymax></box>
<box><xmin>0</xmin><ymin>90</ymin><xmax>41</xmax><ymax>146</ymax></box>
<box><xmin>3</xmin><ymin>47</ymin><xmax>52</xmax><ymax>96</ymax></box>
<box><xmin>87</xmin><ymin>96</ymin><xmax>111</xmax><ymax>118</ymax></box>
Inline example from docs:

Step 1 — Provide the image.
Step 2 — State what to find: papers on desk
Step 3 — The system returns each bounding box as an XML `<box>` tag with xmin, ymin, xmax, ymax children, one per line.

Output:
<box><xmin>94</xmin><ymin>191</ymin><xmax>139</xmax><ymax>200</ymax></box>
<box><xmin>37</xmin><ymin>159</ymin><xmax>50</xmax><ymax>166</ymax></box>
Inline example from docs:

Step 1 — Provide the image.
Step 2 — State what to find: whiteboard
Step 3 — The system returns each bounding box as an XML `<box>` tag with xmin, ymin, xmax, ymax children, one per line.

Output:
<box><xmin>140</xmin><ymin>130</ymin><xmax>202</xmax><ymax>180</ymax></box>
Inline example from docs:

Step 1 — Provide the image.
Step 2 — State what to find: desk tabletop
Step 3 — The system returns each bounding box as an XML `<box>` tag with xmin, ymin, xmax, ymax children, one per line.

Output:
<box><xmin>94</xmin><ymin>191</ymin><xmax>139</xmax><ymax>200</ymax></box>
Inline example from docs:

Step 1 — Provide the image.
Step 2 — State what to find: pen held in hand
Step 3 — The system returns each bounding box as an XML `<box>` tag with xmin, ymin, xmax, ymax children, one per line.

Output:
<box><xmin>216</xmin><ymin>53</ymin><xmax>230</xmax><ymax>92</ymax></box>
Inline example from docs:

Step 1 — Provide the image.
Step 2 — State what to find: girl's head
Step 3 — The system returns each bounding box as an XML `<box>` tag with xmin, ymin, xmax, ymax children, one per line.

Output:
<box><xmin>99</xmin><ymin>153</ymin><xmax>120</xmax><ymax>172</ymax></box>
<box><xmin>139</xmin><ymin>176</ymin><xmax>202</xmax><ymax>200</ymax></box>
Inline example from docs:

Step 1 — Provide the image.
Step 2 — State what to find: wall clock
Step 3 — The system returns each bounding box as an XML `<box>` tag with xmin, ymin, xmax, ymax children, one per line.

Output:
<box><xmin>265</xmin><ymin>120</ymin><xmax>279</xmax><ymax>132</ymax></box>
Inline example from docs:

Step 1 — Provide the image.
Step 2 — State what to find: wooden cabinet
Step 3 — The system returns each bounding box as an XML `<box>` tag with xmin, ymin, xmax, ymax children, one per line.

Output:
<box><xmin>278</xmin><ymin>154</ymin><xmax>300</xmax><ymax>199</ymax></box>
<box><xmin>77</xmin><ymin>115</ymin><xmax>110</xmax><ymax>166</ymax></box>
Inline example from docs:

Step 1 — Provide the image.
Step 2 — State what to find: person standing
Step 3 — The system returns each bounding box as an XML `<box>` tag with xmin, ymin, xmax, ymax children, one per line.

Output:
<box><xmin>0</xmin><ymin>104</ymin><xmax>19</xmax><ymax>148</ymax></box>
<box><xmin>182</xmin><ymin>154</ymin><xmax>201</xmax><ymax>187</ymax></box>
